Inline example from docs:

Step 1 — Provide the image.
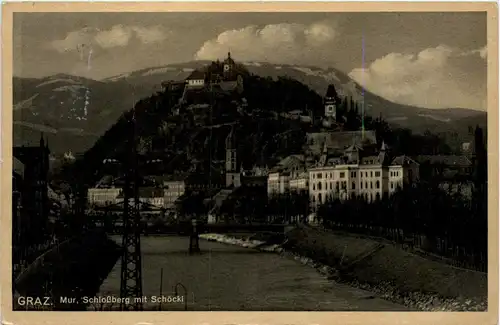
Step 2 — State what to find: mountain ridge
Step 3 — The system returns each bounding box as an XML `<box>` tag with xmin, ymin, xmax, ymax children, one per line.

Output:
<box><xmin>13</xmin><ymin>61</ymin><xmax>486</xmax><ymax>155</ymax></box>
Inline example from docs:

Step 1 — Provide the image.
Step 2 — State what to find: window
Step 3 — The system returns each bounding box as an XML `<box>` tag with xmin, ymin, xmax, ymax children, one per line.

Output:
<box><xmin>312</xmin><ymin>196</ymin><xmax>316</xmax><ymax>203</ymax></box>
<box><xmin>361</xmin><ymin>182</ymin><xmax>363</xmax><ymax>189</ymax></box>
<box><xmin>391</xmin><ymin>182</ymin><xmax>394</xmax><ymax>189</ymax></box>
<box><xmin>318</xmin><ymin>182</ymin><xmax>322</xmax><ymax>190</ymax></box>
<box><xmin>313</xmin><ymin>183</ymin><xmax>316</xmax><ymax>190</ymax></box>
<box><xmin>375</xmin><ymin>171</ymin><xmax>380</xmax><ymax>177</ymax></box>
<box><xmin>330</xmin><ymin>183</ymin><xmax>333</xmax><ymax>190</ymax></box>
<box><xmin>336</xmin><ymin>182</ymin><xmax>339</xmax><ymax>191</ymax></box>
<box><xmin>370</xmin><ymin>171</ymin><xmax>373</xmax><ymax>177</ymax></box>
<box><xmin>317</xmin><ymin>173</ymin><xmax>322</xmax><ymax>179</ymax></box>
<box><xmin>370</xmin><ymin>182</ymin><xmax>373</xmax><ymax>189</ymax></box>
<box><xmin>313</xmin><ymin>174</ymin><xmax>315</xmax><ymax>179</ymax></box>
<box><xmin>330</xmin><ymin>173</ymin><xmax>333</xmax><ymax>178</ymax></box>
<box><xmin>352</xmin><ymin>182</ymin><xmax>356</xmax><ymax>190</ymax></box>
<box><xmin>376</xmin><ymin>193</ymin><xmax>381</xmax><ymax>201</ymax></box>
<box><xmin>318</xmin><ymin>193</ymin><xmax>322</xmax><ymax>204</ymax></box>
<box><xmin>340</xmin><ymin>172</ymin><xmax>345</xmax><ymax>178</ymax></box>
<box><xmin>365</xmin><ymin>182</ymin><xmax>368</xmax><ymax>188</ymax></box>
<box><xmin>376</xmin><ymin>180</ymin><xmax>380</xmax><ymax>189</ymax></box>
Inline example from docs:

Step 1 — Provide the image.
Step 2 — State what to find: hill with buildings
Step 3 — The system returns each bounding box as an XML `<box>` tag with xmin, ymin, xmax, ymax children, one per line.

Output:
<box><xmin>13</xmin><ymin>56</ymin><xmax>486</xmax><ymax>155</ymax></box>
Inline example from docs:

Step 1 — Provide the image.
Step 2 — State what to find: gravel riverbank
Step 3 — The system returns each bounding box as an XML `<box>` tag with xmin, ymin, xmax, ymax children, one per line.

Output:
<box><xmin>199</xmin><ymin>233</ymin><xmax>487</xmax><ymax>311</ymax></box>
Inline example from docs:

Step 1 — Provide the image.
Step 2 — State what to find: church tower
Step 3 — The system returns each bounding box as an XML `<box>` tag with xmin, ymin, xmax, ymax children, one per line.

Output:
<box><xmin>225</xmin><ymin>126</ymin><xmax>241</xmax><ymax>188</ymax></box>
<box><xmin>324</xmin><ymin>84</ymin><xmax>339</xmax><ymax>119</ymax></box>
<box><xmin>223</xmin><ymin>52</ymin><xmax>236</xmax><ymax>80</ymax></box>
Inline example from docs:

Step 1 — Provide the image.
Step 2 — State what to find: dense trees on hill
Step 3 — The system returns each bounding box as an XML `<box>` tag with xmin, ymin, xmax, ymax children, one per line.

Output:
<box><xmin>243</xmin><ymin>75</ymin><xmax>323</xmax><ymax>115</ymax></box>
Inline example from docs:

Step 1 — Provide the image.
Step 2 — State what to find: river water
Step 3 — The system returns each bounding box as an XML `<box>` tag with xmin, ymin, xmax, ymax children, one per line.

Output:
<box><xmin>97</xmin><ymin>235</ymin><xmax>406</xmax><ymax>311</ymax></box>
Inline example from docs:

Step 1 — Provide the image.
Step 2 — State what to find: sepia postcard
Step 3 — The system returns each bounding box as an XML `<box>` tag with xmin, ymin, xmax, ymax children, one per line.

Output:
<box><xmin>1</xmin><ymin>2</ymin><xmax>498</xmax><ymax>325</ymax></box>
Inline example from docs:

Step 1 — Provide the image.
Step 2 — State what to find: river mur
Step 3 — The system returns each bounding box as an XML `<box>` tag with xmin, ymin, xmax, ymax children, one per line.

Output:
<box><xmin>199</xmin><ymin>233</ymin><xmax>486</xmax><ymax>312</ymax></box>
<box><xmin>94</xmin><ymin>233</ymin><xmax>485</xmax><ymax>311</ymax></box>
<box><xmin>96</xmin><ymin>235</ymin><xmax>406</xmax><ymax>311</ymax></box>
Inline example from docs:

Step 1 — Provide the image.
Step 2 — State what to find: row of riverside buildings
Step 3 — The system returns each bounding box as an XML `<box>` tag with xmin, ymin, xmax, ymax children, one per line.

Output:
<box><xmin>87</xmin><ymin>126</ymin><xmax>475</xmax><ymax>220</ymax></box>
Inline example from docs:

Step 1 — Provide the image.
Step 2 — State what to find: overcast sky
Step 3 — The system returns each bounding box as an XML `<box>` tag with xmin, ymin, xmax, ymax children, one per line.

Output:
<box><xmin>14</xmin><ymin>12</ymin><xmax>487</xmax><ymax>110</ymax></box>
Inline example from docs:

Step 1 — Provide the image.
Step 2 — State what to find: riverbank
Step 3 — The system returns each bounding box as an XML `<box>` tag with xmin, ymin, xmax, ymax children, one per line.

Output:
<box><xmin>199</xmin><ymin>228</ymin><xmax>487</xmax><ymax>311</ymax></box>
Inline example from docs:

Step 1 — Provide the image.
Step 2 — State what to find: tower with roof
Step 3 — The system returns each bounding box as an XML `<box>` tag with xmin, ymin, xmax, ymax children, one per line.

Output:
<box><xmin>324</xmin><ymin>84</ymin><xmax>340</xmax><ymax>119</ymax></box>
<box><xmin>223</xmin><ymin>52</ymin><xmax>236</xmax><ymax>80</ymax></box>
<box><xmin>225</xmin><ymin>125</ymin><xmax>241</xmax><ymax>188</ymax></box>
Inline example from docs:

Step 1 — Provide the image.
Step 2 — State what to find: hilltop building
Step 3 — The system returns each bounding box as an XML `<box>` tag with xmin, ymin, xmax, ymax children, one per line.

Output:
<box><xmin>186</xmin><ymin>70</ymin><xmax>206</xmax><ymax>88</ymax></box>
<box><xmin>223</xmin><ymin>52</ymin><xmax>236</xmax><ymax>80</ymax></box>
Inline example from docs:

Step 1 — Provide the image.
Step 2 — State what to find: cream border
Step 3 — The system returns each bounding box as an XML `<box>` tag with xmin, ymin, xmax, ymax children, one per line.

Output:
<box><xmin>1</xmin><ymin>3</ymin><xmax>498</xmax><ymax>325</ymax></box>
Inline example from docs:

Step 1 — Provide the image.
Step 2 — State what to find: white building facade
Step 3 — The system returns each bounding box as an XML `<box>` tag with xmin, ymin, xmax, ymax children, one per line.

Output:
<box><xmin>163</xmin><ymin>180</ymin><xmax>186</xmax><ymax>209</ymax></box>
<box><xmin>308</xmin><ymin>163</ymin><xmax>403</xmax><ymax>210</ymax></box>
<box><xmin>87</xmin><ymin>187</ymin><xmax>122</xmax><ymax>207</ymax></box>
<box><xmin>289</xmin><ymin>172</ymin><xmax>309</xmax><ymax>192</ymax></box>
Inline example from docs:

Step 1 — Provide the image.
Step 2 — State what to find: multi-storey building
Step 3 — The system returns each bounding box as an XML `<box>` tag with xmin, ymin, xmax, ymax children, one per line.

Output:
<box><xmin>267</xmin><ymin>155</ymin><xmax>309</xmax><ymax>196</ymax></box>
<box><xmin>163</xmin><ymin>176</ymin><xmax>187</xmax><ymax>209</ymax></box>
<box><xmin>289</xmin><ymin>171</ymin><xmax>309</xmax><ymax>192</ymax></box>
<box><xmin>308</xmin><ymin>142</ymin><xmax>411</xmax><ymax>210</ymax></box>
<box><xmin>87</xmin><ymin>187</ymin><xmax>122</xmax><ymax>207</ymax></box>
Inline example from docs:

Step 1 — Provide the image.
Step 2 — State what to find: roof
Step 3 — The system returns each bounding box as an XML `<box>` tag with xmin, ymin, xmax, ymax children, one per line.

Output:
<box><xmin>325</xmin><ymin>84</ymin><xmax>339</xmax><ymax>100</ymax></box>
<box><xmin>223</xmin><ymin>52</ymin><xmax>236</xmax><ymax>65</ymax></box>
<box><xmin>277</xmin><ymin>155</ymin><xmax>306</xmax><ymax>169</ymax></box>
<box><xmin>345</xmin><ymin>144</ymin><xmax>364</xmax><ymax>153</ymax></box>
<box><xmin>186</xmin><ymin>70</ymin><xmax>206</xmax><ymax>80</ymax></box>
<box><xmin>360</xmin><ymin>155</ymin><xmax>382</xmax><ymax>165</ymax></box>
<box><xmin>13</xmin><ymin>156</ymin><xmax>24</xmax><ymax>178</ymax></box>
<box><xmin>414</xmin><ymin>155</ymin><xmax>472</xmax><ymax>166</ymax></box>
<box><xmin>391</xmin><ymin>155</ymin><xmax>419</xmax><ymax>166</ymax></box>
<box><xmin>95</xmin><ymin>175</ymin><xmax>114</xmax><ymax>187</ymax></box>
<box><xmin>306</xmin><ymin>131</ymin><xmax>377</xmax><ymax>156</ymax></box>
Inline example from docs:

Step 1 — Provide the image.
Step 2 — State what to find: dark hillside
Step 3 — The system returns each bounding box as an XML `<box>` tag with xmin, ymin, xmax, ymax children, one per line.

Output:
<box><xmin>62</xmin><ymin>70</ymin><xmax>323</xmax><ymax>187</ymax></box>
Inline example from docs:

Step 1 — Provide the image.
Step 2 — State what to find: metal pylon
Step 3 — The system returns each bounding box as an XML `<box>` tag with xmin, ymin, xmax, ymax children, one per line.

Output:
<box><xmin>120</xmin><ymin>114</ymin><xmax>143</xmax><ymax>311</ymax></box>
